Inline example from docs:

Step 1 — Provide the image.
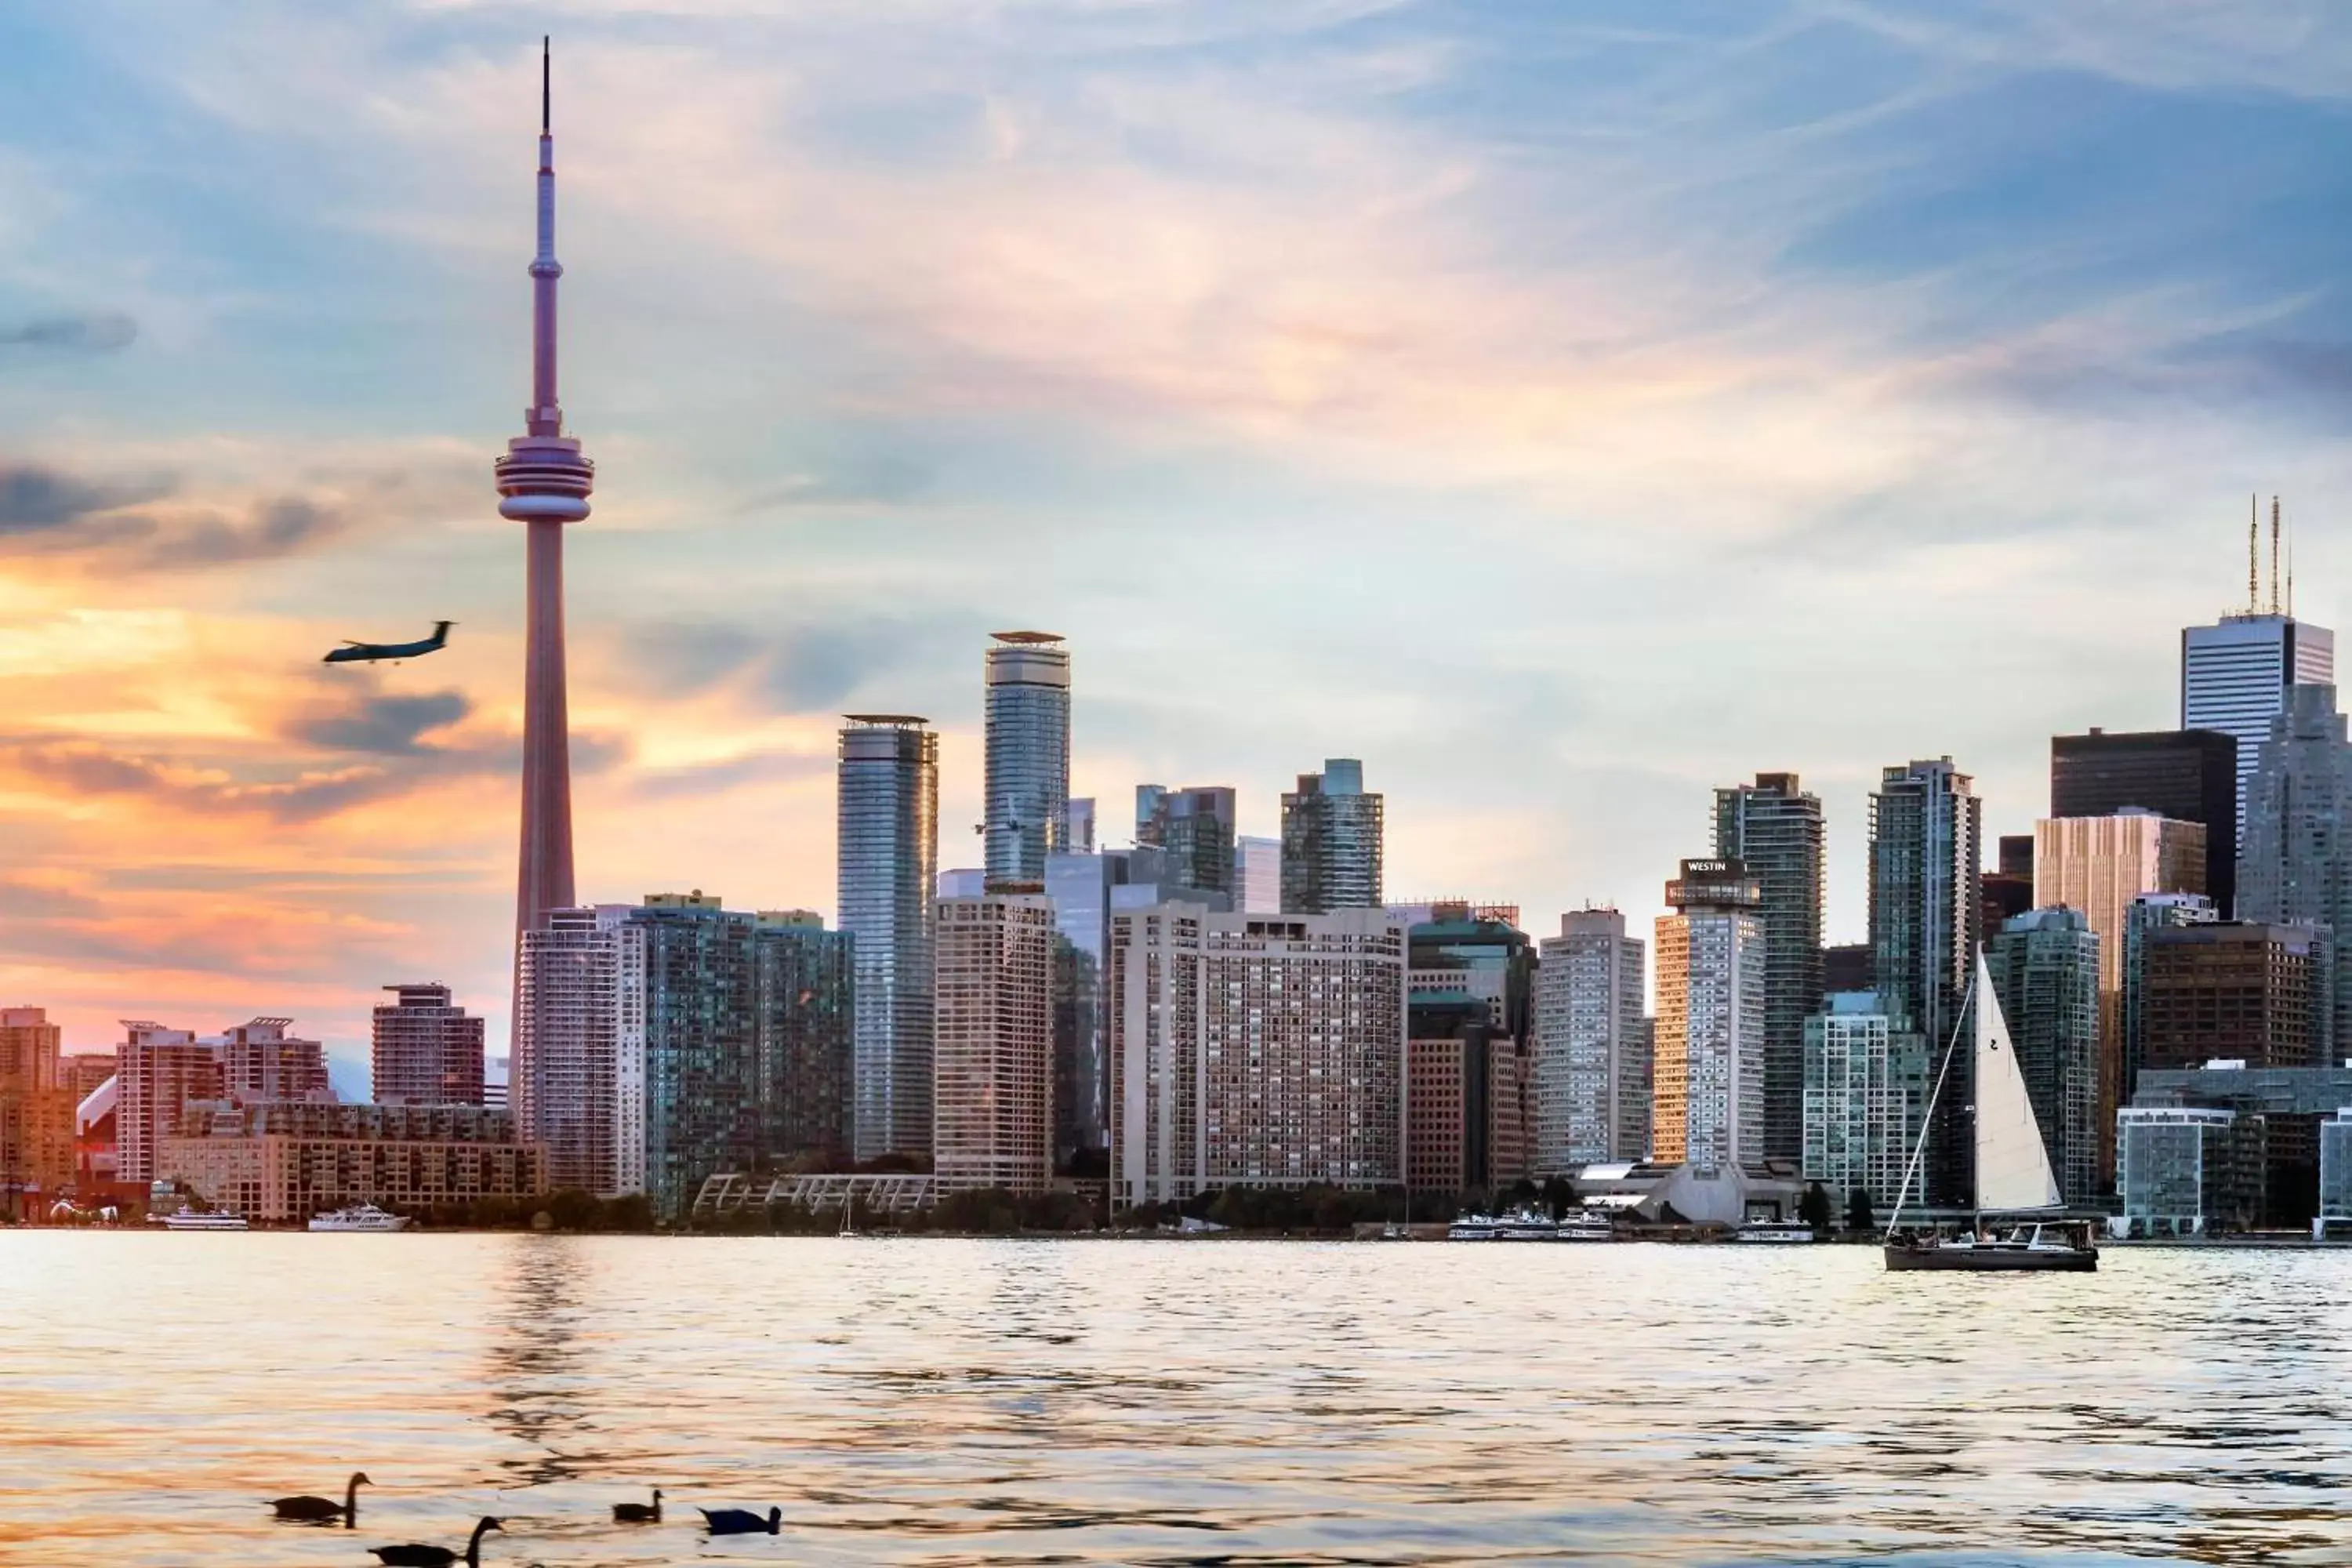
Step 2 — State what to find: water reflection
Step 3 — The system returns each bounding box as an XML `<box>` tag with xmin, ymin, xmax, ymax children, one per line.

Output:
<box><xmin>4</xmin><ymin>1236</ymin><xmax>2352</xmax><ymax>1565</ymax></box>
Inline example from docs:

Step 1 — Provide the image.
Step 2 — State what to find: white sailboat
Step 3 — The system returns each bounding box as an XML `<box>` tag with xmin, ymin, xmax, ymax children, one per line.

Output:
<box><xmin>1884</xmin><ymin>953</ymin><xmax>2097</xmax><ymax>1272</ymax></box>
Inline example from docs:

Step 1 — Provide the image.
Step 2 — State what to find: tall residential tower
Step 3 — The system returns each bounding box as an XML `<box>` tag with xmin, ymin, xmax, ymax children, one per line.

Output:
<box><xmin>983</xmin><ymin>633</ymin><xmax>1071</xmax><ymax>887</ymax></box>
<box><xmin>839</xmin><ymin>716</ymin><xmax>940</xmax><ymax>1159</ymax></box>
<box><xmin>1711</xmin><ymin>773</ymin><xmax>1824</xmax><ymax>1165</ymax></box>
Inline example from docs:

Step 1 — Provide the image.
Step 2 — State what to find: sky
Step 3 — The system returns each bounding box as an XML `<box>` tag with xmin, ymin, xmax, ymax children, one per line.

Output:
<box><xmin>4</xmin><ymin>2</ymin><xmax>2352</xmax><ymax>1086</ymax></box>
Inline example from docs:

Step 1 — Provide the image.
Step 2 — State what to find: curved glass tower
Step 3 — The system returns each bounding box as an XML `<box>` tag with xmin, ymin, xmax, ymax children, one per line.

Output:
<box><xmin>983</xmin><ymin>633</ymin><xmax>1070</xmax><ymax>888</ymax></box>
<box><xmin>838</xmin><ymin>716</ymin><xmax>939</xmax><ymax>1160</ymax></box>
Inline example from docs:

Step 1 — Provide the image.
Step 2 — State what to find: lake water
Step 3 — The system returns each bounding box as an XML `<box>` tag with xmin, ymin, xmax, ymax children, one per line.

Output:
<box><xmin>2</xmin><ymin>1233</ymin><xmax>2348</xmax><ymax>1565</ymax></box>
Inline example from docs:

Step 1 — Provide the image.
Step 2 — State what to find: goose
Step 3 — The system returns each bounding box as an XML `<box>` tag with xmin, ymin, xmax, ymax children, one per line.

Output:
<box><xmin>699</xmin><ymin>1505</ymin><xmax>781</xmax><ymax>1536</ymax></box>
<box><xmin>269</xmin><ymin>1471</ymin><xmax>369</xmax><ymax>1524</ymax></box>
<box><xmin>612</xmin><ymin>1488</ymin><xmax>662</xmax><ymax>1523</ymax></box>
<box><xmin>369</xmin><ymin>1515</ymin><xmax>502</xmax><ymax>1566</ymax></box>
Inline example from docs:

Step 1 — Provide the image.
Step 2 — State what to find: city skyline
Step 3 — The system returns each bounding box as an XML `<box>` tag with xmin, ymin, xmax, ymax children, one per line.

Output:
<box><xmin>9</xmin><ymin>8</ymin><xmax>2352</xmax><ymax>1083</ymax></box>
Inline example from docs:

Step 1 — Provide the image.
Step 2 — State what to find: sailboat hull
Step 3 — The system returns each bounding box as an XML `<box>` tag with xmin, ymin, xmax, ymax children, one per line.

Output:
<box><xmin>1883</xmin><ymin>1243</ymin><xmax>2096</xmax><ymax>1272</ymax></box>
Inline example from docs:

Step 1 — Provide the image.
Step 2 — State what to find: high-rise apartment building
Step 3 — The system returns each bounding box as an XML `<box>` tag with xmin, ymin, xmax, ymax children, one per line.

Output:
<box><xmin>751</xmin><ymin>912</ymin><xmax>855</xmax><ymax>1163</ymax></box>
<box><xmin>2051</xmin><ymin>728</ymin><xmax>2239</xmax><ymax>914</ymax></box>
<box><xmin>934</xmin><ymin>893</ymin><xmax>1056</xmax><ymax>1195</ymax></box>
<box><xmin>162</xmin><ymin>1102</ymin><xmax>544</xmax><ymax>1224</ymax></box>
<box><xmin>514</xmin><ymin>906</ymin><xmax>626</xmax><ymax>1196</ymax></box>
<box><xmin>1712</xmin><ymin>773</ymin><xmax>1824</xmax><ymax>1165</ymax></box>
<box><xmin>2182</xmin><ymin>603</ymin><xmax>2333</xmax><ymax>843</ymax></box>
<box><xmin>1135</xmin><ymin>785</ymin><xmax>1237</xmax><ymax>897</ymax></box>
<box><xmin>1532</xmin><ymin>909</ymin><xmax>1650</xmax><ymax>1171</ymax></box>
<box><xmin>1652</xmin><ymin>860</ymin><xmax>1766</xmax><ymax>1175</ymax></box>
<box><xmin>983</xmin><ymin>632</ymin><xmax>1071</xmax><ymax>887</ymax></box>
<box><xmin>839</xmin><ymin>715</ymin><xmax>939</xmax><ymax>1160</ymax></box>
<box><xmin>1870</xmin><ymin>757</ymin><xmax>1983</xmax><ymax>1206</ymax></box>
<box><xmin>2034</xmin><ymin>810</ymin><xmax>2207</xmax><ymax>1185</ymax></box>
<box><xmin>2121</xmin><ymin>893</ymin><xmax>2217</xmax><ymax>1109</ymax></box>
<box><xmin>0</xmin><ymin>1007</ymin><xmax>73</xmax><ymax>1207</ymax></box>
<box><xmin>1800</xmin><ymin>992</ymin><xmax>1929</xmax><ymax>1214</ymax></box>
<box><xmin>372</xmin><ymin>985</ymin><xmax>487</xmax><ymax>1106</ymax></box>
<box><xmin>1280</xmin><ymin>759</ymin><xmax>1383</xmax><ymax>913</ymax></box>
<box><xmin>1233</xmin><ymin>836</ymin><xmax>1282</xmax><ymax>915</ymax></box>
<box><xmin>0</xmin><ymin>1007</ymin><xmax>60</xmax><ymax>1088</ymax></box>
<box><xmin>114</xmin><ymin>1022</ymin><xmax>224</xmax><ymax>1186</ymax></box>
<box><xmin>614</xmin><ymin>895</ymin><xmax>761</xmax><ymax>1219</ymax></box>
<box><xmin>2238</xmin><ymin>684</ymin><xmax>2352</xmax><ymax>1059</ymax></box>
<box><xmin>1107</xmin><ymin>906</ymin><xmax>1406</xmax><ymax>1207</ymax></box>
<box><xmin>218</xmin><ymin>1018</ymin><xmax>332</xmax><ymax>1106</ymax></box>
<box><xmin>2143</xmin><ymin>921</ymin><xmax>2329</xmax><ymax>1073</ymax></box>
<box><xmin>1987</xmin><ymin>908</ymin><xmax>2102</xmax><ymax>1207</ymax></box>
<box><xmin>1403</xmin><ymin>1035</ymin><xmax>1529</xmax><ymax>1198</ymax></box>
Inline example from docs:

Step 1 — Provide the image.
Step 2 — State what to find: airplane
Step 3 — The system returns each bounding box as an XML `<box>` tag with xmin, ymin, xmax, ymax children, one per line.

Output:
<box><xmin>322</xmin><ymin>621</ymin><xmax>453</xmax><ymax>666</ymax></box>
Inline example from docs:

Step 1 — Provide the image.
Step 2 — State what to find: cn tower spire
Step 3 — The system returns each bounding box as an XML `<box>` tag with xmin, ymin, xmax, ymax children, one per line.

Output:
<box><xmin>496</xmin><ymin>36</ymin><xmax>595</xmax><ymax>943</ymax></box>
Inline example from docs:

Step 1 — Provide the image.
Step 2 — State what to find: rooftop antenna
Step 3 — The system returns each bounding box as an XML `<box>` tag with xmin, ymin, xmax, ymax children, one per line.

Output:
<box><xmin>2288</xmin><ymin>503</ymin><xmax>2296</xmax><ymax>617</ymax></box>
<box><xmin>2271</xmin><ymin>495</ymin><xmax>2282</xmax><ymax>615</ymax></box>
<box><xmin>2248</xmin><ymin>493</ymin><xmax>2259</xmax><ymax>613</ymax></box>
<box><xmin>542</xmin><ymin>35</ymin><xmax>551</xmax><ymax>135</ymax></box>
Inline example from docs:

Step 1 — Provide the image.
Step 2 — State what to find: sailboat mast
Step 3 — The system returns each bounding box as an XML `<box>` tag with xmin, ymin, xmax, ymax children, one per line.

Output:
<box><xmin>1885</xmin><ymin>967</ymin><xmax>1975</xmax><ymax>1237</ymax></box>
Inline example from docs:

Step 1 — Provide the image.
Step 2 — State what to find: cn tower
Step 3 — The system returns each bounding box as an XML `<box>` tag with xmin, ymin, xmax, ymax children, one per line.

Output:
<box><xmin>495</xmin><ymin>38</ymin><xmax>593</xmax><ymax>941</ymax></box>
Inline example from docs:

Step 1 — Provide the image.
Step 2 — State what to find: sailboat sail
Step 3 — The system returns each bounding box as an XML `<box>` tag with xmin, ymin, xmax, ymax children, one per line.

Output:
<box><xmin>1973</xmin><ymin>952</ymin><xmax>2063</xmax><ymax>1213</ymax></box>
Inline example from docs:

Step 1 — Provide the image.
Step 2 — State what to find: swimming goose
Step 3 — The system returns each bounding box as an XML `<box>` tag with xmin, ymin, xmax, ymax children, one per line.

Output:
<box><xmin>612</xmin><ymin>1488</ymin><xmax>662</xmax><ymax>1523</ymax></box>
<box><xmin>699</xmin><ymin>1505</ymin><xmax>781</xmax><ymax>1535</ymax></box>
<box><xmin>369</xmin><ymin>1515</ymin><xmax>502</xmax><ymax>1566</ymax></box>
<box><xmin>269</xmin><ymin>1471</ymin><xmax>369</xmax><ymax>1524</ymax></box>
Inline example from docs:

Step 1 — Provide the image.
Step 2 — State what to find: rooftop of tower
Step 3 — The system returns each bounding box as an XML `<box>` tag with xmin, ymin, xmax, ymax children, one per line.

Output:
<box><xmin>989</xmin><ymin>630</ymin><xmax>1065</xmax><ymax>645</ymax></box>
<box><xmin>844</xmin><ymin>713</ymin><xmax>931</xmax><ymax>727</ymax></box>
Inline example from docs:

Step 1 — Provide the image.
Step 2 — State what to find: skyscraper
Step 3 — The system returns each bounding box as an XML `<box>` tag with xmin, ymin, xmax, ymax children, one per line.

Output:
<box><xmin>498</xmin><ymin>42</ymin><xmax>596</xmax><ymax>950</ymax></box>
<box><xmin>2182</xmin><ymin>564</ymin><xmax>2332</xmax><ymax>845</ymax></box>
<box><xmin>114</xmin><ymin>1022</ymin><xmax>223</xmax><ymax>1187</ymax></box>
<box><xmin>2120</xmin><ymin>892</ymin><xmax>2216</xmax><ymax>1108</ymax></box>
<box><xmin>838</xmin><ymin>716</ymin><xmax>940</xmax><ymax>1160</ymax></box>
<box><xmin>217</xmin><ymin>1018</ymin><xmax>331</xmax><ymax>1106</ymax></box>
<box><xmin>933</xmin><ymin>892</ymin><xmax>1056</xmax><ymax>1195</ymax></box>
<box><xmin>1533</xmin><ymin>909</ymin><xmax>1650</xmax><ymax>1171</ymax></box>
<box><xmin>2143</xmin><ymin>922</ymin><xmax>2328</xmax><ymax>1073</ymax></box>
<box><xmin>1108</xmin><ymin>906</ymin><xmax>1406</xmax><ymax>1207</ymax></box>
<box><xmin>1233</xmin><ymin>836</ymin><xmax>1282</xmax><ymax>914</ymax></box>
<box><xmin>1711</xmin><ymin>772</ymin><xmax>1824</xmax><ymax>1165</ymax></box>
<box><xmin>2033</xmin><ymin>809</ymin><xmax>2206</xmax><ymax>1185</ymax></box>
<box><xmin>2238</xmin><ymin>684</ymin><xmax>2352</xmax><ymax>1058</ymax></box>
<box><xmin>1281</xmin><ymin>759</ymin><xmax>1383</xmax><ymax>913</ymax></box>
<box><xmin>1652</xmin><ymin>860</ymin><xmax>1766</xmax><ymax>1174</ymax></box>
<box><xmin>2051</xmin><ymin>728</ymin><xmax>2239</xmax><ymax>914</ymax></box>
<box><xmin>614</xmin><ymin>895</ymin><xmax>760</xmax><ymax>1219</ymax></box>
<box><xmin>1986</xmin><ymin>908</ymin><xmax>2101</xmax><ymax>1208</ymax></box>
<box><xmin>983</xmin><ymin>632</ymin><xmax>1071</xmax><ymax>887</ymax></box>
<box><xmin>1869</xmin><ymin>757</ymin><xmax>1983</xmax><ymax>1207</ymax></box>
<box><xmin>372</xmin><ymin>985</ymin><xmax>487</xmax><ymax>1107</ymax></box>
<box><xmin>1135</xmin><ymin>784</ymin><xmax>1237</xmax><ymax>896</ymax></box>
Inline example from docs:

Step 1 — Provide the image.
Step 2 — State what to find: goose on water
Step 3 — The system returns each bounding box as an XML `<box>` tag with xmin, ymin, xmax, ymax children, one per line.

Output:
<box><xmin>269</xmin><ymin>1471</ymin><xmax>369</xmax><ymax>1524</ymax></box>
<box><xmin>369</xmin><ymin>1515</ymin><xmax>503</xmax><ymax>1566</ymax></box>
<box><xmin>699</xmin><ymin>1505</ymin><xmax>782</xmax><ymax>1535</ymax></box>
<box><xmin>612</xmin><ymin>1488</ymin><xmax>662</xmax><ymax>1523</ymax></box>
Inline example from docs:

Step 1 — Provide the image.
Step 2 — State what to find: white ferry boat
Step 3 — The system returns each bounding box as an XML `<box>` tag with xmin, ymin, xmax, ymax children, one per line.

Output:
<box><xmin>308</xmin><ymin>1203</ymin><xmax>413</xmax><ymax>1233</ymax></box>
<box><xmin>1734</xmin><ymin>1220</ymin><xmax>1817</xmax><ymax>1243</ymax></box>
<box><xmin>1447</xmin><ymin>1214</ymin><xmax>1501</xmax><ymax>1241</ymax></box>
<box><xmin>156</xmin><ymin>1206</ymin><xmax>249</xmax><ymax>1232</ymax></box>
<box><xmin>1558</xmin><ymin>1212</ymin><xmax>1617</xmax><ymax>1242</ymax></box>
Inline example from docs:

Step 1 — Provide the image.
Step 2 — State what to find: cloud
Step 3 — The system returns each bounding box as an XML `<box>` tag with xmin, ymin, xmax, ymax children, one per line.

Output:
<box><xmin>0</xmin><ymin>463</ymin><xmax>353</xmax><ymax>571</ymax></box>
<box><xmin>0</xmin><ymin>312</ymin><xmax>137</xmax><ymax>354</ymax></box>
<box><xmin>615</xmin><ymin>615</ymin><xmax>961</xmax><ymax>713</ymax></box>
<box><xmin>283</xmin><ymin>688</ymin><xmax>472</xmax><ymax>755</ymax></box>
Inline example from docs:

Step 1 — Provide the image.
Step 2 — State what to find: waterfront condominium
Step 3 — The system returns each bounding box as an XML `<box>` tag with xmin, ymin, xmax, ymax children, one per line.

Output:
<box><xmin>750</xmin><ymin>911</ymin><xmax>855</xmax><ymax>1163</ymax></box>
<box><xmin>0</xmin><ymin>1007</ymin><xmax>74</xmax><ymax>1204</ymax></box>
<box><xmin>2120</xmin><ymin>893</ymin><xmax>2217</xmax><ymax>1108</ymax></box>
<box><xmin>2051</xmin><ymin>728</ymin><xmax>2238</xmax><ymax>915</ymax></box>
<box><xmin>1107</xmin><ymin>905</ymin><xmax>1406</xmax><ymax>1208</ymax></box>
<box><xmin>372</xmin><ymin>985</ymin><xmax>487</xmax><ymax>1106</ymax></box>
<box><xmin>113</xmin><ymin>1022</ymin><xmax>224</xmax><ymax>1186</ymax></box>
<box><xmin>2238</xmin><ymin>684</ymin><xmax>2352</xmax><ymax>1061</ymax></box>
<box><xmin>1800</xmin><ymin>992</ymin><xmax>1928</xmax><ymax>1215</ymax></box>
<box><xmin>514</xmin><ymin>906</ymin><xmax>626</xmax><ymax>1195</ymax></box>
<box><xmin>2181</xmin><ymin>601</ymin><xmax>2332</xmax><ymax>844</ymax></box>
<box><xmin>1532</xmin><ymin>909</ymin><xmax>1650</xmax><ymax>1171</ymax></box>
<box><xmin>1869</xmin><ymin>757</ymin><xmax>1983</xmax><ymax>1207</ymax></box>
<box><xmin>838</xmin><ymin>715</ymin><xmax>939</xmax><ymax>1160</ymax></box>
<box><xmin>1711</xmin><ymin>773</ymin><xmax>1825</xmax><ymax>1166</ymax></box>
<box><xmin>1651</xmin><ymin>861</ymin><xmax>1766</xmax><ymax>1175</ymax></box>
<box><xmin>1280</xmin><ymin>759</ymin><xmax>1383</xmax><ymax>913</ymax></box>
<box><xmin>1135</xmin><ymin>784</ymin><xmax>1238</xmax><ymax>897</ymax></box>
<box><xmin>933</xmin><ymin>891</ymin><xmax>1056</xmax><ymax>1195</ymax></box>
<box><xmin>217</xmin><ymin>1018</ymin><xmax>332</xmax><ymax>1105</ymax></box>
<box><xmin>983</xmin><ymin>632</ymin><xmax>1072</xmax><ymax>887</ymax></box>
<box><xmin>612</xmin><ymin>894</ymin><xmax>763</xmax><ymax>1219</ymax></box>
<box><xmin>2033</xmin><ymin>810</ymin><xmax>2206</xmax><ymax>1185</ymax></box>
<box><xmin>1233</xmin><ymin>836</ymin><xmax>1282</xmax><ymax>914</ymax></box>
<box><xmin>1986</xmin><ymin>908</ymin><xmax>2102</xmax><ymax>1207</ymax></box>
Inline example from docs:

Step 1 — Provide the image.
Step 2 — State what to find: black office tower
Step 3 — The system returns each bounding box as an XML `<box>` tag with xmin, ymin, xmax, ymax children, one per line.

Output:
<box><xmin>2050</xmin><ymin>728</ymin><xmax>2238</xmax><ymax>916</ymax></box>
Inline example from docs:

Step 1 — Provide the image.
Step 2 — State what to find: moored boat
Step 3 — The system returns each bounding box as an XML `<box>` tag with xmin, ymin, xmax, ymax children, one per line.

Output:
<box><xmin>1447</xmin><ymin>1213</ymin><xmax>1501</xmax><ymax>1241</ymax></box>
<box><xmin>157</xmin><ymin>1206</ymin><xmax>249</xmax><ymax>1232</ymax></box>
<box><xmin>307</xmin><ymin>1203</ymin><xmax>412</xmax><ymax>1233</ymax></box>
<box><xmin>1734</xmin><ymin>1220</ymin><xmax>1816</xmax><ymax>1243</ymax></box>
